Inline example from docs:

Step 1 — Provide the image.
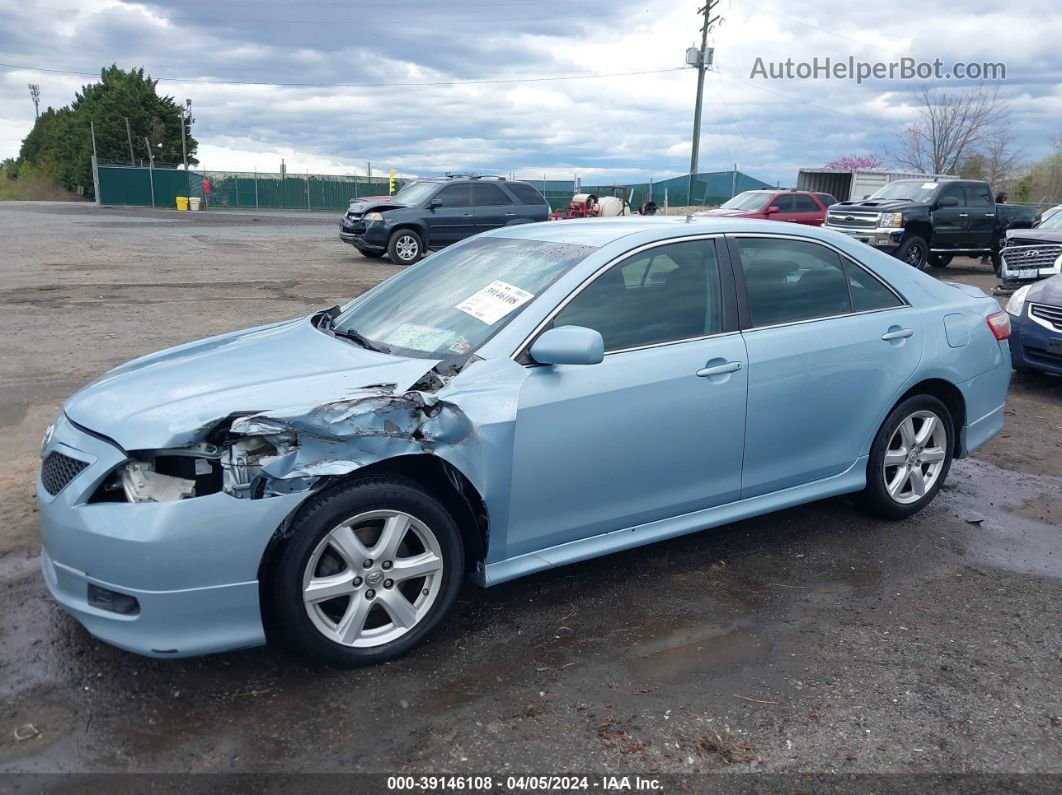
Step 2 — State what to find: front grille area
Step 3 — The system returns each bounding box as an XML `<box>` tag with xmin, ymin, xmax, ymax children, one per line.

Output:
<box><xmin>40</xmin><ymin>451</ymin><xmax>89</xmax><ymax>496</ymax></box>
<box><xmin>1030</xmin><ymin>303</ymin><xmax>1062</xmax><ymax>331</ymax></box>
<box><xmin>826</xmin><ymin>211</ymin><xmax>879</xmax><ymax>230</ymax></box>
<box><xmin>1001</xmin><ymin>245</ymin><xmax>1062</xmax><ymax>272</ymax></box>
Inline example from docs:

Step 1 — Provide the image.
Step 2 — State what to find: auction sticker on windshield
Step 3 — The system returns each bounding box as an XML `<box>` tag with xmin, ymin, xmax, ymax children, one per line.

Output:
<box><xmin>456</xmin><ymin>281</ymin><xmax>534</xmax><ymax>325</ymax></box>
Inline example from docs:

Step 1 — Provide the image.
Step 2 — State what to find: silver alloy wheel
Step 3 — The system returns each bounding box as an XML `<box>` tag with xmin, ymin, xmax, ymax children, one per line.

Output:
<box><xmin>882</xmin><ymin>410</ymin><xmax>948</xmax><ymax>505</ymax></box>
<box><xmin>302</xmin><ymin>509</ymin><xmax>444</xmax><ymax>648</ymax></box>
<box><xmin>394</xmin><ymin>235</ymin><xmax>419</xmax><ymax>262</ymax></box>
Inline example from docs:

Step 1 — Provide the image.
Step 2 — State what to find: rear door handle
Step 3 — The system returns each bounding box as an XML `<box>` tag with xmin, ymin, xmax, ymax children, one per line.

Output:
<box><xmin>696</xmin><ymin>361</ymin><xmax>742</xmax><ymax>377</ymax></box>
<box><xmin>959</xmin><ymin>213</ymin><xmax>968</xmax><ymax>217</ymax></box>
<box><xmin>881</xmin><ymin>328</ymin><xmax>914</xmax><ymax>340</ymax></box>
<box><xmin>504</xmin><ymin>212</ymin><xmax>516</xmax><ymax>216</ymax></box>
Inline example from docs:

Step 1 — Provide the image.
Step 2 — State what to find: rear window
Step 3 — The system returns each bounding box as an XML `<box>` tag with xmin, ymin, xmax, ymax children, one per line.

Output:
<box><xmin>817</xmin><ymin>193</ymin><xmax>838</xmax><ymax>207</ymax></box>
<box><xmin>506</xmin><ymin>182</ymin><xmax>549</xmax><ymax>206</ymax></box>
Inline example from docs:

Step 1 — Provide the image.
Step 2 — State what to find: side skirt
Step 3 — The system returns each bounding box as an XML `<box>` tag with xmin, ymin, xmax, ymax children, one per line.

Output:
<box><xmin>476</xmin><ymin>457</ymin><xmax>868</xmax><ymax>587</ymax></box>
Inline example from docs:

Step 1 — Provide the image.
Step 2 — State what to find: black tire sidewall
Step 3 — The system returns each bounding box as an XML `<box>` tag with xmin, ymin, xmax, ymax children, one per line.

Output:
<box><xmin>387</xmin><ymin>229</ymin><xmax>424</xmax><ymax>264</ymax></box>
<box><xmin>862</xmin><ymin>395</ymin><xmax>954</xmax><ymax>519</ymax></box>
<box><xmin>897</xmin><ymin>236</ymin><xmax>928</xmax><ymax>269</ymax></box>
<box><xmin>272</xmin><ymin>475</ymin><xmax>464</xmax><ymax>667</ymax></box>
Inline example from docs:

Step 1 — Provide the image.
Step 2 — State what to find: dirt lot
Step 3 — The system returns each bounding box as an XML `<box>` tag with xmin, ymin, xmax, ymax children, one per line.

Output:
<box><xmin>0</xmin><ymin>202</ymin><xmax>1060</xmax><ymax>781</ymax></box>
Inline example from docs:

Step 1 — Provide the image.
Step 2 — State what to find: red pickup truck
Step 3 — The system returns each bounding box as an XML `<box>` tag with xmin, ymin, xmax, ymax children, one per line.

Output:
<box><xmin>695</xmin><ymin>189</ymin><xmax>837</xmax><ymax>226</ymax></box>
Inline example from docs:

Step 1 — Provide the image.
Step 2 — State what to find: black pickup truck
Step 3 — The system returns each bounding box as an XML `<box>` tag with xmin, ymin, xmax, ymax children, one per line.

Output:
<box><xmin>823</xmin><ymin>178</ymin><xmax>1039</xmax><ymax>270</ymax></box>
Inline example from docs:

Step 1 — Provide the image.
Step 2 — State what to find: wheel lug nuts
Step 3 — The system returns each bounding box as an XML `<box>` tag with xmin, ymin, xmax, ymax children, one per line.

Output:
<box><xmin>382</xmin><ymin>561</ymin><xmax>392</xmax><ymax>570</ymax></box>
<box><xmin>384</xmin><ymin>579</ymin><xmax>394</xmax><ymax>589</ymax></box>
<box><xmin>363</xmin><ymin>559</ymin><xmax>373</xmax><ymax>569</ymax></box>
<box><xmin>422</xmin><ymin>588</ymin><xmax>429</xmax><ymax>596</ymax></box>
<box><xmin>353</xmin><ymin>576</ymin><xmax>363</xmax><ymax>586</ymax></box>
<box><xmin>365</xmin><ymin>589</ymin><xmax>376</xmax><ymax>599</ymax></box>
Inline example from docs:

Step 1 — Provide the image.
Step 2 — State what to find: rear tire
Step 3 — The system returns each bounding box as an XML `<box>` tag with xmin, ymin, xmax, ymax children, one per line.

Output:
<box><xmin>387</xmin><ymin>229</ymin><xmax>424</xmax><ymax>265</ymax></box>
<box><xmin>895</xmin><ymin>236</ymin><xmax>928</xmax><ymax>270</ymax></box>
<box><xmin>272</xmin><ymin>475</ymin><xmax>464</xmax><ymax>667</ymax></box>
<box><xmin>859</xmin><ymin>395</ymin><xmax>954</xmax><ymax>520</ymax></box>
<box><xmin>928</xmin><ymin>253</ymin><xmax>952</xmax><ymax>268</ymax></box>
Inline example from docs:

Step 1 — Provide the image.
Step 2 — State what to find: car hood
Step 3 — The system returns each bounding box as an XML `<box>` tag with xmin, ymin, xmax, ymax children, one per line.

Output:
<box><xmin>64</xmin><ymin>317</ymin><xmax>440</xmax><ymax>450</ymax></box>
<box><xmin>346</xmin><ymin>196</ymin><xmax>401</xmax><ymax>215</ymax></box>
<box><xmin>695</xmin><ymin>208</ymin><xmax>760</xmax><ymax>217</ymax></box>
<box><xmin>1006</xmin><ymin>227</ymin><xmax>1062</xmax><ymax>244</ymax></box>
<box><xmin>1027</xmin><ymin>273</ymin><xmax>1062</xmax><ymax>307</ymax></box>
<box><xmin>830</xmin><ymin>198</ymin><xmax>915</xmax><ymax>212</ymax></box>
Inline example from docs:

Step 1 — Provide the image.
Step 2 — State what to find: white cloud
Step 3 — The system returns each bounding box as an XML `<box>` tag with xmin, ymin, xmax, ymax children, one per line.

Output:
<box><xmin>1</xmin><ymin>0</ymin><xmax>1059</xmax><ymax>186</ymax></box>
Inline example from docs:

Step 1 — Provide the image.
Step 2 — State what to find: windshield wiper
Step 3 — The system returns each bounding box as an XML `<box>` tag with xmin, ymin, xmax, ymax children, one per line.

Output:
<box><xmin>332</xmin><ymin>327</ymin><xmax>390</xmax><ymax>354</ymax></box>
<box><xmin>312</xmin><ymin>306</ymin><xmax>389</xmax><ymax>353</ymax></box>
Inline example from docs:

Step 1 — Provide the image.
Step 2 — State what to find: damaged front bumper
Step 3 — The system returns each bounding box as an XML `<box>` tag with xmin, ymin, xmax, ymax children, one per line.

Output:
<box><xmin>37</xmin><ymin>414</ymin><xmax>309</xmax><ymax>657</ymax></box>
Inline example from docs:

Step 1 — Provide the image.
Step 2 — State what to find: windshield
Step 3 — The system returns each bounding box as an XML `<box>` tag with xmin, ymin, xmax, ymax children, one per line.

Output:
<box><xmin>333</xmin><ymin>237</ymin><xmax>596</xmax><ymax>357</ymax></box>
<box><xmin>391</xmin><ymin>181</ymin><xmax>442</xmax><ymax>206</ymax></box>
<box><xmin>868</xmin><ymin>180</ymin><xmax>940</xmax><ymax>203</ymax></box>
<box><xmin>1038</xmin><ymin>208</ymin><xmax>1062</xmax><ymax>229</ymax></box>
<box><xmin>720</xmin><ymin>191</ymin><xmax>771</xmax><ymax>211</ymax></box>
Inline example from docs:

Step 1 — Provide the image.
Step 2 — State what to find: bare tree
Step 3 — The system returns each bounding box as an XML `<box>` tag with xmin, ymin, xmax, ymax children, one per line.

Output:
<box><xmin>980</xmin><ymin>129</ymin><xmax>1021</xmax><ymax>190</ymax></box>
<box><xmin>892</xmin><ymin>85</ymin><xmax>1007</xmax><ymax>175</ymax></box>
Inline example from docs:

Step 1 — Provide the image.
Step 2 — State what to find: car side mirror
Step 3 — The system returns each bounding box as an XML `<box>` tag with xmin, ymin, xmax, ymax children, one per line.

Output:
<box><xmin>938</xmin><ymin>196</ymin><xmax>959</xmax><ymax>207</ymax></box>
<box><xmin>765</xmin><ymin>205</ymin><xmax>780</xmax><ymax>215</ymax></box>
<box><xmin>428</xmin><ymin>197</ymin><xmax>442</xmax><ymax>208</ymax></box>
<box><xmin>529</xmin><ymin>326</ymin><xmax>604</xmax><ymax>366</ymax></box>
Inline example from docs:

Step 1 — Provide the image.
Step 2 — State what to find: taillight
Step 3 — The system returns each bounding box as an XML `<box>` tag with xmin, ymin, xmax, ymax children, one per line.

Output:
<box><xmin>986</xmin><ymin>311</ymin><xmax>1011</xmax><ymax>340</ymax></box>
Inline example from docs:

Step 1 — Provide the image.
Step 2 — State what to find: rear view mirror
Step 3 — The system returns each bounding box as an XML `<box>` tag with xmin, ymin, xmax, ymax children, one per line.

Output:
<box><xmin>938</xmin><ymin>196</ymin><xmax>959</xmax><ymax>207</ymax></box>
<box><xmin>765</xmin><ymin>205</ymin><xmax>780</xmax><ymax>215</ymax></box>
<box><xmin>529</xmin><ymin>326</ymin><xmax>604</xmax><ymax>366</ymax></box>
<box><xmin>428</xmin><ymin>197</ymin><xmax>442</xmax><ymax>208</ymax></box>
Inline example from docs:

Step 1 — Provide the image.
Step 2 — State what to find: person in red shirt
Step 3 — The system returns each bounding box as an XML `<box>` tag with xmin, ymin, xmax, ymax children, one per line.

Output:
<box><xmin>201</xmin><ymin>177</ymin><xmax>211</xmax><ymax>208</ymax></box>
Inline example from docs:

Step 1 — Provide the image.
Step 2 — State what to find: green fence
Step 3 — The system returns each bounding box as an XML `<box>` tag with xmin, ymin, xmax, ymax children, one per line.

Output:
<box><xmin>96</xmin><ymin>162</ymin><xmax>772</xmax><ymax>212</ymax></box>
<box><xmin>96</xmin><ymin>163</ymin><xmax>406</xmax><ymax>210</ymax></box>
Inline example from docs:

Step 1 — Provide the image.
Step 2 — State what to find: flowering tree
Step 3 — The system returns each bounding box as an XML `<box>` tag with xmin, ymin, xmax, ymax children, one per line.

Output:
<box><xmin>824</xmin><ymin>154</ymin><xmax>883</xmax><ymax>170</ymax></box>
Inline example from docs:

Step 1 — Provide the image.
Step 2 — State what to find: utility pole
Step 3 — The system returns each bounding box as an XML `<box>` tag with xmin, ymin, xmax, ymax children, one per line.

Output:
<box><xmin>124</xmin><ymin>117</ymin><xmax>135</xmax><ymax>164</ymax></box>
<box><xmin>686</xmin><ymin>0</ymin><xmax>721</xmax><ymax>207</ymax></box>
<box><xmin>180</xmin><ymin>99</ymin><xmax>191</xmax><ymax>170</ymax></box>
<box><xmin>28</xmin><ymin>84</ymin><xmax>40</xmax><ymax>119</ymax></box>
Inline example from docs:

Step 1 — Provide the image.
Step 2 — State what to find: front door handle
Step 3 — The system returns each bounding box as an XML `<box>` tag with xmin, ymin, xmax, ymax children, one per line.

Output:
<box><xmin>881</xmin><ymin>328</ymin><xmax>914</xmax><ymax>341</ymax></box>
<box><xmin>462</xmin><ymin>212</ymin><xmax>473</xmax><ymax>217</ymax></box>
<box><xmin>504</xmin><ymin>212</ymin><xmax>516</xmax><ymax>216</ymax></box>
<box><xmin>696</xmin><ymin>361</ymin><xmax>742</xmax><ymax>377</ymax></box>
<box><xmin>959</xmin><ymin>213</ymin><xmax>968</xmax><ymax>217</ymax></box>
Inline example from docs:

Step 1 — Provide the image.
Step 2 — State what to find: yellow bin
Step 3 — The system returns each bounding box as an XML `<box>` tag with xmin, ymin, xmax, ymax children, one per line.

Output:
<box><xmin>176</xmin><ymin>196</ymin><xmax>189</xmax><ymax>211</ymax></box>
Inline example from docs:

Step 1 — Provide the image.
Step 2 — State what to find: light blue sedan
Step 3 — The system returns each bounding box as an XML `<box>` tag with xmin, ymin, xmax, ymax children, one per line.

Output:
<box><xmin>37</xmin><ymin>217</ymin><xmax>1013</xmax><ymax>665</ymax></box>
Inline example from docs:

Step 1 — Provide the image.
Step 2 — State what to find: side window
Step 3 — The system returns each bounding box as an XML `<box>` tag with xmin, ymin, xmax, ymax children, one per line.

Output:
<box><xmin>473</xmin><ymin>183</ymin><xmax>513</xmax><ymax>206</ymax></box>
<box><xmin>938</xmin><ymin>182</ymin><xmax>965</xmax><ymax>206</ymax></box>
<box><xmin>843</xmin><ymin>257</ymin><xmax>903</xmax><ymax>311</ymax></box>
<box><xmin>793</xmin><ymin>194</ymin><xmax>820</xmax><ymax>212</ymax></box>
<box><xmin>966</xmin><ymin>184</ymin><xmax>993</xmax><ymax>207</ymax></box>
<box><xmin>736</xmin><ymin>237</ymin><xmax>852</xmax><ymax>327</ymax></box>
<box><xmin>506</xmin><ymin>182</ymin><xmax>548</xmax><ymax>206</ymax></box>
<box><xmin>434</xmin><ymin>184</ymin><xmax>472</xmax><ymax>208</ymax></box>
<box><xmin>553</xmin><ymin>240</ymin><xmax>723</xmax><ymax>352</ymax></box>
<box><xmin>771</xmin><ymin>194</ymin><xmax>795</xmax><ymax>212</ymax></box>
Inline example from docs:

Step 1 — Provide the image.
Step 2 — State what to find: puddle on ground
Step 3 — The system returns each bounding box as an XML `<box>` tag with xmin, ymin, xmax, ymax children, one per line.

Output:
<box><xmin>627</xmin><ymin>621</ymin><xmax>767</xmax><ymax>684</ymax></box>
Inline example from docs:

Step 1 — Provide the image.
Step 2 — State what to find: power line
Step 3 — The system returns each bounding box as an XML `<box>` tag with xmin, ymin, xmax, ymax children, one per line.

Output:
<box><xmin>0</xmin><ymin>61</ymin><xmax>685</xmax><ymax>89</ymax></box>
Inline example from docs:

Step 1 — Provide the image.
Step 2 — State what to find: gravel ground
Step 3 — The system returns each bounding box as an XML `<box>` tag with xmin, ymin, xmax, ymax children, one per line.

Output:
<box><xmin>0</xmin><ymin>202</ymin><xmax>1059</xmax><ymax>782</ymax></box>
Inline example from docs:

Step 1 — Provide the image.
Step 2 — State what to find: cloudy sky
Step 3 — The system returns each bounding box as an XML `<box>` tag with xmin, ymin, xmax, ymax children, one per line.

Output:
<box><xmin>0</xmin><ymin>0</ymin><xmax>1059</xmax><ymax>185</ymax></box>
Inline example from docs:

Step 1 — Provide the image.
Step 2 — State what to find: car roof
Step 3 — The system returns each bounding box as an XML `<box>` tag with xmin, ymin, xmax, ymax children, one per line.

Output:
<box><xmin>483</xmin><ymin>215</ymin><xmax>825</xmax><ymax>246</ymax></box>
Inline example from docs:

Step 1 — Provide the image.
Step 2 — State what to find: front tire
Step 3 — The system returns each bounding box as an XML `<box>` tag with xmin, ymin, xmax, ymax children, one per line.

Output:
<box><xmin>860</xmin><ymin>395</ymin><xmax>954</xmax><ymax>520</ymax></box>
<box><xmin>387</xmin><ymin>229</ymin><xmax>424</xmax><ymax>265</ymax></box>
<box><xmin>895</xmin><ymin>235</ymin><xmax>928</xmax><ymax>270</ymax></box>
<box><xmin>272</xmin><ymin>475</ymin><xmax>464</xmax><ymax>667</ymax></box>
<box><xmin>928</xmin><ymin>253</ymin><xmax>952</xmax><ymax>268</ymax></box>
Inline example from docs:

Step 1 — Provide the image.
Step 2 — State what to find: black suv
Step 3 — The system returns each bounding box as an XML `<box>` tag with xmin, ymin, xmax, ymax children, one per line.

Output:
<box><xmin>339</xmin><ymin>175</ymin><xmax>550</xmax><ymax>264</ymax></box>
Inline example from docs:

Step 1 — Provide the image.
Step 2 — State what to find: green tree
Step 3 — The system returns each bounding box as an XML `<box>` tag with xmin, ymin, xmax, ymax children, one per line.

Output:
<box><xmin>18</xmin><ymin>65</ymin><xmax>198</xmax><ymax>197</ymax></box>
